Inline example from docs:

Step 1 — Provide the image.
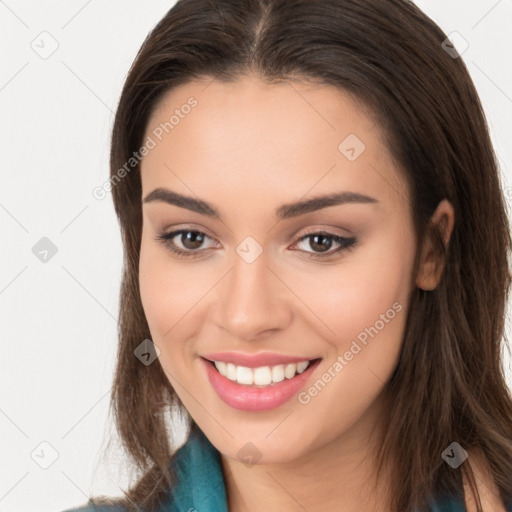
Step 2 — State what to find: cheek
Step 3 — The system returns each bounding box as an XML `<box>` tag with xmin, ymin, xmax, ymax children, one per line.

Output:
<box><xmin>139</xmin><ymin>235</ymin><xmax>199</xmax><ymax>337</ymax></box>
<box><xmin>138</xmin><ymin>235</ymin><xmax>219</xmax><ymax>375</ymax></box>
<box><xmin>291</xmin><ymin>248</ymin><xmax>412</xmax><ymax>447</ymax></box>
<box><xmin>139</xmin><ymin>243</ymin><xmax>190</xmax><ymax>385</ymax></box>
<box><xmin>329</xmin><ymin>230</ymin><xmax>414</xmax><ymax>380</ymax></box>
<box><xmin>293</xmin><ymin>239</ymin><xmax>413</xmax><ymax>349</ymax></box>
<box><xmin>138</xmin><ymin>236</ymin><xmax>193</xmax><ymax>359</ymax></box>
<box><xmin>139</xmin><ymin>241</ymin><xmax>169</xmax><ymax>335</ymax></box>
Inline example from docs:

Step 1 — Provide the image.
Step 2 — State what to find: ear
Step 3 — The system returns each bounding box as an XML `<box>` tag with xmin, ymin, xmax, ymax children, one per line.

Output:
<box><xmin>415</xmin><ymin>199</ymin><xmax>455</xmax><ymax>291</ymax></box>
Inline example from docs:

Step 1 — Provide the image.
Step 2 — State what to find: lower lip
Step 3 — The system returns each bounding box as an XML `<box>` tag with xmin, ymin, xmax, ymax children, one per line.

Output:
<box><xmin>201</xmin><ymin>357</ymin><xmax>322</xmax><ymax>412</ymax></box>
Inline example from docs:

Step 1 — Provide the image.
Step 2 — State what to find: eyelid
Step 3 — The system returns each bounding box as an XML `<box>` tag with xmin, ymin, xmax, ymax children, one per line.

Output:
<box><xmin>158</xmin><ymin>223</ymin><xmax>219</xmax><ymax>241</ymax></box>
<box><xmin>155</xmin><ymin>224</ymin><xmax>357</xmax><ymax>260</ymax></box>
<box><xmin>294</xmin><ymin>224</ymin><xmax>354</xmax><ymax>239</ymax></box>
<box><xmin>157</xmin><ymin>224</ymin><xmax>352</xmax><ymax>246</ymax></box>
<box><xmin>157</xmin><ymin>227</ymin><xmax>220</xmax><ymax>251</ymax></box>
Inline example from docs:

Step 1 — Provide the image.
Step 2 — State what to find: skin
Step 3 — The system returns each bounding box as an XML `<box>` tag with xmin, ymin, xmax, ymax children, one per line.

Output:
<box><xmin>138</xmin><ymin>73</ymin><xmax>459</xmax><ymax>511</ymax></box>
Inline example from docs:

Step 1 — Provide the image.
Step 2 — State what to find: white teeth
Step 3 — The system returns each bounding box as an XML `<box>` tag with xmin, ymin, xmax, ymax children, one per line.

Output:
<box><xmin>226</xmin><ymin>363</ymin><xmax>237</xmax><ymax>381</ymax></box>
<box><xmin>284</xmin><ymin>363</ymin><xmax>297</xmax><ymax>379</ymax></box>
<box><xmin>212</xmin><ymin>359</ymin><xmax>312</xmax><ymax>386</ymax></box>
<box><xmin>214</xmin><ymin>361</ymin><xmax>226</xmax><ymax>375</ymax></box>
<box><xmin>236</xmin><ymin>366</ymin><xmax>254</xmax><ymax>385</ymax></box>
<box><xmin>271</xmin><ymin>364</ymin><xmax>285</xmax><ymax>383</ymax></box>
<box><xmin>254</xmin><ymin>366</ymin><xmax>272</xmax><ymax>386</ymax></box>
<box><xmin>297</xmin><ymin>361</ymin><xmax>309</xmax><ymax>374</ymax></box>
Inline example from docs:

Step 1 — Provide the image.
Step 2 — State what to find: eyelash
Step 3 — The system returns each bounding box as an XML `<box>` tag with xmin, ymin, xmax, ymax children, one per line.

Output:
<box><xmin>154</xmin><ymin>228</ymin><xmax>357</xmax><ymax>260</ymax></box>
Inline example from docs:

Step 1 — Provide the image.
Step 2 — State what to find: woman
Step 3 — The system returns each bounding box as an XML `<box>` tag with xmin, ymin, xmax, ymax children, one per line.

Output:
<box><xmin>64</xmin><ymin>0</ymin><xmax>512</xmax><ymax>511</ymax></box>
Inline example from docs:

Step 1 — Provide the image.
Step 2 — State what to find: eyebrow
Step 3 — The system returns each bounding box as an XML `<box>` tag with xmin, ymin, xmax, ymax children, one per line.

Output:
<box><xmin>142</xmin><ymin>187</ymin><xmax>378</xmax><ymax>220</ymax></box>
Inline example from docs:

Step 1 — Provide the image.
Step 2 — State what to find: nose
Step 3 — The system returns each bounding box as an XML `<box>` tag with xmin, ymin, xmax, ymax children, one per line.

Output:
<box><xmin>212</xmin><ymin>251</ymin><xmax>293</xmax><ymax>342</ymax></box>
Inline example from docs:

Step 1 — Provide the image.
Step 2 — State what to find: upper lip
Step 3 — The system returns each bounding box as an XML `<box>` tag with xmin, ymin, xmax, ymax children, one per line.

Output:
<box><xmin>201</xmin><ymin>351</ymin><xmax>321</xmax><ymax>368</ymax></box>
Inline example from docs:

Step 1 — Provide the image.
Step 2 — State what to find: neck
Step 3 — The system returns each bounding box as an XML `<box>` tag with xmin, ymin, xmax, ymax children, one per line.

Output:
<box><xmin>220</xmin><ymin>395</ymin><xmax>393</xmax><ymax>512</ymax></box>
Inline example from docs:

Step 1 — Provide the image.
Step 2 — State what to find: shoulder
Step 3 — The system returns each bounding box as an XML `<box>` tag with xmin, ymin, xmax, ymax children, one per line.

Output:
<box><xmin>463</xmin><ymin>449</ymin><xmax>509</xmax><ymax>512</ymax></box>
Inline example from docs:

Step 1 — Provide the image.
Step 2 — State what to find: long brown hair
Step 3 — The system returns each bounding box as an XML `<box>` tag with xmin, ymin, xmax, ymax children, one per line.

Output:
<box><xmin>95</xmin><ymin>0</ymin><xmax>512</xmax><ymax>510</ymax></box>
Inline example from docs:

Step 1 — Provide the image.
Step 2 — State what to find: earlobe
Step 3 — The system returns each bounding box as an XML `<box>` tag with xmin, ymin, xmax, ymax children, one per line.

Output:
<box><xmin>415</xmin><ymin>199</ymin><xmax>455</xmax><ymax>291</ymax></box>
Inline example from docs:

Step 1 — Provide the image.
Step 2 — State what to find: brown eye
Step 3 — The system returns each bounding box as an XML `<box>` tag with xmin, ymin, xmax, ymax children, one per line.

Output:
<box><xmin>308</xmin><ymin>233</ymin><xmax>335</xmax><ymax>253</ymax></box>
<box><xmin>154</xmin><ymin>229</ymin><xmax>216</xmax><ymax>259</ymax></box>
<box><xmin>292</xmin><ymin>231</ymin><xmax>357</xmax><ymax>259</ymax></box>
<box><xmin>154</xmin><ymin>228</ymin><xmax>357</xmax><ymax>261</ymax></box>
<box><xmin>178</xmin><ymin>231</ymin><xmax>206</xmax><ymax>250</ymax></box>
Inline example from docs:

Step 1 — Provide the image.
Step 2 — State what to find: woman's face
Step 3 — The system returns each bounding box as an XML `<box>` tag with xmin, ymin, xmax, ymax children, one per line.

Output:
<box><xmin>139</xmin><ymin>73</ymin><xmax>418</xmax><ymax>465</ymax></box>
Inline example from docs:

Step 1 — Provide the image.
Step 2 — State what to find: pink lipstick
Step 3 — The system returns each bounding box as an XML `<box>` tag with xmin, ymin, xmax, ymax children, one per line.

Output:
<box><xmin>200</xmin><ymin>353</ymin><xmax>322</xmax><ymax>411</ymax></box>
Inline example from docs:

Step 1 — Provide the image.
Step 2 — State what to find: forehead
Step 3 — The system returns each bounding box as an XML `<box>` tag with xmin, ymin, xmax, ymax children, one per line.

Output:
<box><xmin>140</xmin><ymin>74</ymin><xmax>408</xmax><ymax>216</ymax></box>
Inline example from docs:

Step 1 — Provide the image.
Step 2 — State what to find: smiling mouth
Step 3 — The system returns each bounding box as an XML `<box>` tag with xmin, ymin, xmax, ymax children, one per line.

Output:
<box><xmin>203</xmin><ymin>357</ymin><xmax>322</xmax><ymax>387</ymax></box>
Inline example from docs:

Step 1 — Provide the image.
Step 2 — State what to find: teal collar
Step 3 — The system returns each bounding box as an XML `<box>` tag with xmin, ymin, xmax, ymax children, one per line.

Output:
<box><xmin>166</xmin><ymin>427</ymin><xmax>510</xmax><ymax>512</ymax></box>
<box><xmin>165</xmin><ymin>425</ymin><xmax>229</xmax><ymax>512</ymax></box>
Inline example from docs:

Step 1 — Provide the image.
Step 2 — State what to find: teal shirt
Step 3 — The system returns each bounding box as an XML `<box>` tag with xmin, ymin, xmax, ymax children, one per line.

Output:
<box><xmin>62</xmin><ymin>427</ymin><xmax>509</xmax><ymax>512</ymax></box>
